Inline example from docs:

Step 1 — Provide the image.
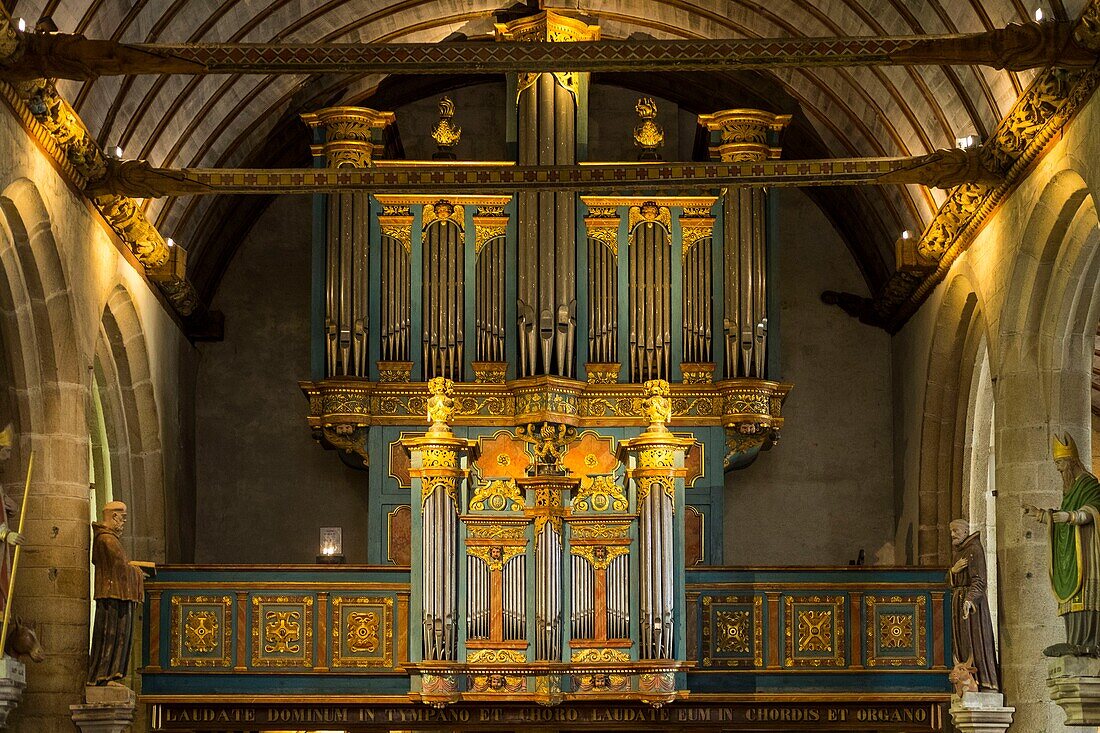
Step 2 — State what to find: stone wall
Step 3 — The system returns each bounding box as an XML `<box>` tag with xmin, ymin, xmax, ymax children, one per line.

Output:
<box><xmin>0</xmin><ymin>105</ymin><xmax>191</xmax><ymax>730</ymax></box>
<box><xmin>893</xmin><ymin>87</ymin><xmax>1100</xmax><ymax>732</ymax></box>
<box><xmin>723</xmin><ymin>187</ymin><xmax>895</xmax><ymax>566</ymax></box>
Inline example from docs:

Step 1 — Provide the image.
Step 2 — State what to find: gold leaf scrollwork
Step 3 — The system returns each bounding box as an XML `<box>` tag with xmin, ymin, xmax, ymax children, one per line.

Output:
<box><xmin>347</xmin><ymin>610</ymin><xmax>380</xmax><ymax>653</ymax></box>
<box><xmin>184</xmin><ymin>610</ymin><xmax>219</xmax><ymax>653</ymax></box>
<box><xmin>879</xmin><ymin>614</ymin><xmax>912</xmax><ymax>649</ymax></box>
<box><xmin>264</xmin><ymin>610</ymin><xmax>302</xmax><ymax>654</ymax></box>
<box><xmin>635</xmin><ymin>476</ymin><xmax>675</xmax><ymax>506</ymax></box>
<box><xmin>797</xmin><ymin>610</ymin><xmax>832</xmax><ymax>653</ymax></box>
<box><xmin>422</xmin><ymin>476</ymin><xmax>458</xmax><ymax>508</ymax></box>
<box><xmin>468</xmin><ymin>544</ymin><xmax>526</xmax><ymax>571</ymax></box>
<box><xmin>469</xmin><ymin>479</ymin><xmax>525</xmax><ymax>512</ymax></box>
<box><xmin>573</xmin><ymin>475</ymin><xmax>628</xmax><ymax>513</ymax></box>
<box><xmin>465</xmin><ymin>523</ymin><xmax>527</xmax><ymax>540</ymax></box>
<box><xmin>715</xmin><ymin>610</ymin><xmax>751</xmax><ymax>654</ymax></box>
<box><xmin>570</xmin><ymin>544</ymin><xmax>629</xmax><ymax>571</ymax></box>
<box><xmin>570</xmin><ymin>522</ymin><xmax>630</xmax><ymax>540</ymax></box>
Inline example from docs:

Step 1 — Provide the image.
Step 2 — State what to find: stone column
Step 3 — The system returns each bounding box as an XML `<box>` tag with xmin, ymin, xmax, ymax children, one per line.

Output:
<box><xmin>70</xmin><ymin>685</ymin><xmax>134</xmax><ymax>733</ymax></box>
<box><xmin>994</xmin><ymin>360</ymin><xmax>1073</xmax><ymax>731</ymax></box>
<box><xmin>498</xmin><ymin>10</ymin><xmax>597</xmax><ymax>379</ymax></box>
<box><xmin>697</xmin><ymin>109</ymin><xmax>790</xmax><ymax>381</ymax></box>
<box><xmin>300</xmin><ymin>106</ymin><xmax>394</xmax><ymax>379</ymax></box>
<box><xmin>949</xmin><ymin>691</ymin><xmax>1015</xmax><ymax>732</ymax></box>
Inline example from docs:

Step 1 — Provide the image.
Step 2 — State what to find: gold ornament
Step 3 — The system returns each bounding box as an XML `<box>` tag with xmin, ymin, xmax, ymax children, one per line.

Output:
<box><xmin>426</xmin><ymin>377</ymin><xmax>455</xmax><ymax>433</ymax></box>
<box><xmin>430</xmin><ymin>96</ymin><xmax>462</xmax><ymax>150</ymax></box>
<box><xmin>641</xmin><ymin>379</ymin><xmax>673</xmax><ymax>431</ymax></box>
<box><xmin>633</xmin><ymin>97</ymin><xmax>665</xmax><ymax>151</ymax></box>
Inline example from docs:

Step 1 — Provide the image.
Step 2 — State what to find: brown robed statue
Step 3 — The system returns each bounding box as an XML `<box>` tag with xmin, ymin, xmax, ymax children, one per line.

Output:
<box><xmin>948</xmin><ymin>519</ymin><xmax>999</xmax><ymax>691</ymax></box>
<box><xmin>88</xmin><ymin>501</ymin><xmax>145</xmax><ymax>685</ymax></box>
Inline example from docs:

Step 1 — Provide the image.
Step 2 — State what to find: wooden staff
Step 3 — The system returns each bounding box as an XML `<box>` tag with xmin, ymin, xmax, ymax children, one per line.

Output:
<box><xmin>1</xmin><ymin>451</ymin><xmax>34</xmax><ymax>651</ymax></box>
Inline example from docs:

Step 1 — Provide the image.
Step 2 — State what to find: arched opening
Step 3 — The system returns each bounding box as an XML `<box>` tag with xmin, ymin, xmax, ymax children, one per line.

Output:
<box><xmin>963</xmin><ymin>342</ymin><xmax>998</xmax><ymax>646</ymax></box>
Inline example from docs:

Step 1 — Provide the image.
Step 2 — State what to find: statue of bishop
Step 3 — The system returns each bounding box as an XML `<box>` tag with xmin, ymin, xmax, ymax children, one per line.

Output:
<box><xmin>1024</xmin><ymin>433</ymin><xmax>1100</xmax><ymax>656</ymax></box>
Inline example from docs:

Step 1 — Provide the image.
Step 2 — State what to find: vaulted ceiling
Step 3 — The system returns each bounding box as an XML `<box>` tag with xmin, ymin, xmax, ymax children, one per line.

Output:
<box><xmin>9</xmin><ymin>0</ymin><xmax>1083</xmax><ymax>304</ymax></box>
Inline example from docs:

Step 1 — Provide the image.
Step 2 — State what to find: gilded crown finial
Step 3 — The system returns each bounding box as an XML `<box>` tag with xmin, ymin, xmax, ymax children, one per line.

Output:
<box><xmin>641</xmin><ymin>379</ymin><xmax>672</xmax><ymax>432</ymax></box>
<box><xmin>1053</xmin><ymin>432</ymin><xmax>1080</xmax><ymax>461</ymax></box>
<box><xmin>633</xmin><ymin>97</ymin><xmax>664</xmax><ymax>159</ymax></box>
<box><xmin>431</xmin><ymin>96</ymin><xmax>462</xmax><ymax>156</ymax></box>
<box><xmin>426</xmin><ymin>377</ymin><xmax>455</xmax><ymax>434</ymax></box>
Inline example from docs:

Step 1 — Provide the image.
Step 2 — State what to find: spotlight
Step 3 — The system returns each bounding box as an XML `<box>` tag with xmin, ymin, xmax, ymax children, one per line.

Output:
<box><xmin>113</xmin><ymin>146</ymin><xmax>123</xmax><ymax>159</ymax></box>
<box><xmin>1034</xmin><ymin>7</ymin><xmax>1045</xmax><ymax>21</ymax></box>
<box><xmin>901</xmin><ymin>230</ymin><xmax>911</xmax><ymax>240</ymax></box>
<box><xmin>15</xmin><ymin>18</ymin><xmax>25</xmax><ymax>32</ymax></box>
<box><xmin>166</xmin><ymin>237</ymin><xmax>175</xmax><ymax>248</ymax></box>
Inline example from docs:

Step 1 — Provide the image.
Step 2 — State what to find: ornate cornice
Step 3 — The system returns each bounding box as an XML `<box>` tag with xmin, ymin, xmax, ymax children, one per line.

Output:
<box><xmin>831</xmin><ymin>58</ymin><xmax>1100</xmax><ymax>331</ymax></box>
<box><xmin>0</xmin><ymin>78</ymin><xmax>198</xmax><ymax>316</ymax></box>
<box><xmin>301</xmin><ymin>376</ymin><xmax>791</xmax><ymax>432</ymax></box>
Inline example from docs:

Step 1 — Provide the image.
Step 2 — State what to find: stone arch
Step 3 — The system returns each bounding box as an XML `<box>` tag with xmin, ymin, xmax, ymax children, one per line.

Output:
<box><xmin>992</xmin><ymin>165</ymin><xmax>1100</xmax><ymax>733</ymax></box>
<box><xmin>93</xmin><ymin>284</ymin><xmax>166</xmax><ymax>563</ymax></box>
<box><xmin>0</xmin><ymin>178</ymin><xmax>91</xmax><ymax>727</ymax></box>
<box><xmin>917</xmin><ymin>272</ymin><xmax>989</xmax><ymax>566</ymax></box>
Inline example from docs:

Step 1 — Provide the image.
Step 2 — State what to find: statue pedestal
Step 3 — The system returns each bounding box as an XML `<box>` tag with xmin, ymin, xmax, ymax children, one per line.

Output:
<box><xmin>948</xmin><ymin>692</ymin><xmax>1014</xmax><ymax>732</ymax></box>
<box><xmin>0</xmin><ymin>657</ymin><xmax>25</xmax><ymax>728</ymax></box>
<box><xmin>1048</xmin><ymin>655</ymin><xmax>1100</xmax><ymax>725</ymax></box>
<box><xmin>70</xmin><ymin>685</ymin><xmax>136</xmax><ymax>733</ymax></box>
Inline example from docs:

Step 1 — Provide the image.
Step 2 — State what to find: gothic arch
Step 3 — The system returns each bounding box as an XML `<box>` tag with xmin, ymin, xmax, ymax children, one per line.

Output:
<box><xmin>0</xmin><ymin>177</ymin><xmax>90</xmax><ymax>726</ymax></box>
<box><xmin>93</xmin><ymin>284</ymin><xmax>166</xmax><ymax>562</ymax></box>
<box><xmin>917</xmin><ymin>273</ymin><xmax>989</xmax><ymax>566</ymax></box>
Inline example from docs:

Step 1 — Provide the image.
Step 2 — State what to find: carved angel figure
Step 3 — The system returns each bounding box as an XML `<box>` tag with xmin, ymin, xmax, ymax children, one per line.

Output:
<box><xmin>425</xmin><ymin>377</ymin><xmax>455</xmax><ymax>433</ymax></box>
<box><xmin>641</xmin><ymin>379</ymin><xmax>672</xmax><ymax>431</ymax></box>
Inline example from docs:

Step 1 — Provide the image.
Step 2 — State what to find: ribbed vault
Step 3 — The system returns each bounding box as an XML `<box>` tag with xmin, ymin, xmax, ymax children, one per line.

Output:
<box><xmin>8</xmin><ymin>0</ymin><xmax>1082</xmax><ymax>303</ymax></box>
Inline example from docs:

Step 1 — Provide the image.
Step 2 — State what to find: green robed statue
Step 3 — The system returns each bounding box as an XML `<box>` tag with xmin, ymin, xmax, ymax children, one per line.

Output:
<box><xmin>1024</xmin><ymin>433</ymin><xmax>1100</xmax><ymax>656</ymax></box>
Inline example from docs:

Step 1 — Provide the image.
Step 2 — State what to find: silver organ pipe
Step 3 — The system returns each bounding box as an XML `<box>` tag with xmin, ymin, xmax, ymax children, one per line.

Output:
<box><xmin>606</xmin><ymin>553</ymin><xmax>629</xmax><ymax>640</ymax></box>
<box><xmin>569</xmin><ymin>554</ymin><xmax>597</xmax><ymax>640</ymax></box>
<box><xmin>380</xmin><ymin>232</ymin><xmax>411</xmax><ymax>362</ymax></box>
<box><xmin>628</xmin><ymin>221</ymin><xmax>671</xmax><ymax>382</ymax></box>
<box><xmin>422</xmin><ymin>486</ymin><xmax>457</xmax><ymax>660</ymax></box>
<box><xmin>324</xmin><ymin>190</ymin><xmax>371</xmax><ymax>377</ymax></box>
<box><xmin>475</xmin><ymin>237</ymin><xmax>507</xmax><ymax>362</ymax></box>
<box><xmin>587</xmin><ymin>238</ymin><xmax>618</xmax><ymax>363</ymax></box>
<box><xmin>422</xmin><ymin>219</ymin><xmax>465</xmax><ymax>381</ymax></box>
<box><xmin>723</xmin><ymin>186</ymin><xmax>768</xmax><ymax>378</ymax></box>
<box><xmin>502</xmin><ymin>554</ymin><xmax>526</xmax><ymax>641</ymax></box>
<box><xmin>467</xmin><ymin>556</ymin><xmax>490</xmax><ymax>640</ymax></box>
<box><xmin>640</xmin><ymin>486</ymin><xmax>675</xmax><ymax>659</ymax></box>
<box><xmin>682</xmin><ymin>238</ymin><xmax>713</xmax><ymax>364</ymax></box>
<box><xmin>534</xmin><ymin>523</ymin><xmax>562</xmax><ymax>660</ymax></box>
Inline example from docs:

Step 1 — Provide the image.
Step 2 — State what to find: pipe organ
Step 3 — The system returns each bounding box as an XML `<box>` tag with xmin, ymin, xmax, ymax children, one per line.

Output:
<box><xmin>297</xmin><ymin>6</ymin><xmax>795</xmax><ymax>709</ymax></box>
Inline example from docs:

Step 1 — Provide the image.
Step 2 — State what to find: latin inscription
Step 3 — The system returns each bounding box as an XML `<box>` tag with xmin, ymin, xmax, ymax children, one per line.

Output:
<box><xmin>158</xmin><ymin>703</ymin><xmax>938</xmax><ymax>730</ymax></box>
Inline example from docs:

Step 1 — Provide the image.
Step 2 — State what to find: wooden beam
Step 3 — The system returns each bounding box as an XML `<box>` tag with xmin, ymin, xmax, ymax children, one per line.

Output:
<box><xmin>88</xmin><ymin>150</ymin><xmax>1001</xmax><ymax>197</ymax></box>
<box><xmin>0</xmin><ymin>20</ymin><xmax>1097</xmax><ymax>81</ymax></box>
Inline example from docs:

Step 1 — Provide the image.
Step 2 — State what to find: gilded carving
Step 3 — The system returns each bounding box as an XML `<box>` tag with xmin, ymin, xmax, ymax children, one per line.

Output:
<box><xmin>469</xmin><ymin>479</ymin><xmax>525</xmax><ymax>512</ymax></box>
<box><xmin>570</xmin><ymin>522</ymin><xmax>630</xmax><ymax>540</ymax></box>
<box><xmin>572</xmin><ymin>475</ymin><xmax>628</xmax><ymax>513</ymax></box>
<box><xmin>467</xmin><ymin>648</ymin><xmax>526</xmax><ymax>664</ymax></box>
<box><xmin>251</xmin><ymin>595</ymin><xmax>314</xmax><ymax>667</ymax></box>
<box><xmin>641</xmin><ymin>379</ymin><xmax>673</xmax><ymax>430</ymax></box>
<box><xmin>422</xmin><ymin>201</ymin><xmax>465</xmax><ymax>230</ymax></box>
<box><xmin>635</xmin><ymin>476</ymin><xmax>675</xmax><ymax>505</ymax></box>
<box><xmin>496</xmin><ymin>11</ymin><xmax>599</xmax><ymax>102</ymax></box>
<box><xmin>467</xmin><ymin>544</ymin><xmax>525</xmax><ymax>571</ymax></box>
<box><xmin>347</xmin><ymin>610</ymin><xmax>380</xmax><ymax>653</ymax></box>
<box><xmin>430</xmin><ymin>96</ymin><xmax>462</xmax><ymax>150</ymax></box>
<box><xmin>331</xmin><ymin>595</ymin><xmax>394</xmax><ymax>668</ymax></box>
<box><xmin>422</xmin><ymin>475</ymin><xmax>458</xmax><ymax>508</ymax></box>
<box><xmin>265</xmin><ymin>610</ymin><xmax>302</xmax><ymax>654</ymax></box>
<box><xmin>465</xmin><ymin>523</ymin><xmax>527</xmax><ymax>541</ymax></box>
<box><xmin>301</xmin><ymin>106</ymin><xmax>394</xmax><ymax>167</ymax></box>
<box><xmin>426</xmin><ymin>377</ymin><xmax>455</xmax><ymax>433</ymax></box>
<box><xmin>570</xmin><ymin>543</ymin><xmax>629</xmax><ymax>571</ymax></box>
<box><xmin>628</xmin><ymin>202</ymin><xmax>672</xmax><ymax>233</ymax></box>
<box><xmin>697</xmin><ymin>108</ymin><xmax>792</xmax><ymax>162</ymax></box>
<box><xmin>584</xmin><ymin>362</ymin><xmax>621</xmax><ymax>384</ymax></box>
<box><xmin>471</xmin><ymin>361</ymin><xmax>507</xmax><ymax>383</ymax></box>
<box><xmin>184</xmin><ymin>610</ymin><xmax>219</xmax><ymax>653</ymax></box>
<box><xmin>701</xmin><ymin>595</ymin><xmax>763</xmax><ymax>668</ymax></box>
<box><xmin>633</xmin><ymin>97</ymin><xmax>664</xmax><ymax>151</ymax></box>
<box><xmin>516</xmin><ymin>422</ymin><xmax>576</xmax><ymax>475</ymax></box>
<box><xmin>571</xmin><ymin>648</ymin><xmax>630</xmax><ymax>693</ymax></box>
<box><xmin>783</xmin><ymin>595</ymin><xmax>845</xmax><ymax>668</ymax></box>
<box><xmin>865</xmin><ymin>595</ymin><xmax>927</xmax><ymax>668</ymax></box>
<box><xmin>170</xmin><ymin>595</ymin><xmax>233</xmax><ymax>668</ymax></box>
<box><xmin>378</xmin><ymin>207</ymin><xmax>414</xmax><ymax>253</ymax></box>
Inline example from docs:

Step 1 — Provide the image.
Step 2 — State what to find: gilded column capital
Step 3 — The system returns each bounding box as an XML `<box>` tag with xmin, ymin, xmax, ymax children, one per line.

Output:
<box><xmin>300</xmin><ymin>106</ymin><xmax>395</xmax><ymax>167</ymax></box>
<box><xmin>494</xmin><ymin>9</ymin><xmax>600</xmax><ymax>101</ymax></box>
<box><xmin>697</xmin><ymin>108</ymin><xmax>792</xmax><ymax>162</ymax></box>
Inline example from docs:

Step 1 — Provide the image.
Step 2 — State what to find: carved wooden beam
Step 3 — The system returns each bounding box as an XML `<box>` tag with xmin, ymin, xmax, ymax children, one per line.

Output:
<box><xmin>0</xmin><ymin>20</ymin><xmax>1098</xmax><ymax>80</ymax></box>
<box><xmin>87</xmin><ymin>149</ymin><xmax>1002</xmax><ymax>197</ymax></box>
<box><xmin>0</xmin><ymin>78</ymin><xmax>200</xmax><ymax>317</ymax></box>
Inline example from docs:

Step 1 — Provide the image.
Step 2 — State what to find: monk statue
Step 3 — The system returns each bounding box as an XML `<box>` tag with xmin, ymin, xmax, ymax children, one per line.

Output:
<box><xmin>948</xmin><ymin>519</ymin><xmax>1000</xmax><ymax>690</ymax></box>
<box><xmin>88</xmin><ymin>501</ymin><xmax>145</xmax><ymax>685</ymax></box>
<box><xmin>1023</xmin><ymin>433</ymin><xmax>1100</xmax><ymax>656</ymax></box>
<box><xmin>0</xmin><ymin>424</ymin><xmax>26</xmax><ymax>617</ymax></box>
